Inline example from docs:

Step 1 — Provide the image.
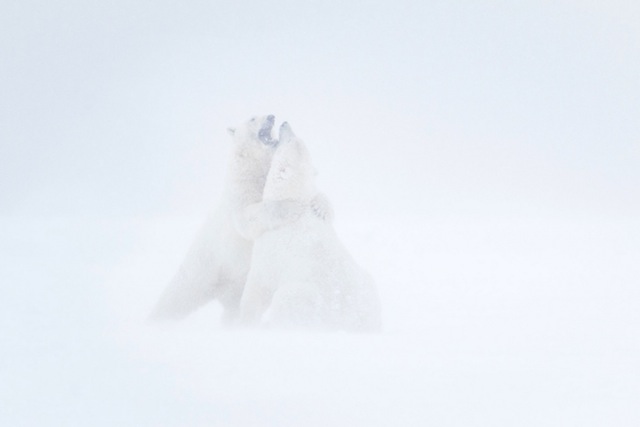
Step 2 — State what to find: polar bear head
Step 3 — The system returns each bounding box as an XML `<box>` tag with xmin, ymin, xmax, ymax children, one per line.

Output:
<box><xmin>263</xmin><ymin>122</ymin><xmax>317</xmax><ymax>201</ymax></box>
<box><xmin>226</xmin><ymin>115</ymin><xmax>278</xmax><ymax>188</ymax></box>
<box><xmin>227</xmin><ymin>115</ymin><xmax>277</xmax><ymax>147</ymax></box>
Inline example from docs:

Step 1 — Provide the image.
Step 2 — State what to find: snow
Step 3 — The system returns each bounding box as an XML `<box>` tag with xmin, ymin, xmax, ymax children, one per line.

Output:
<box><xmin>2</xmin><ymin>214</ymin><xmax>639</xmax><ymax>426</ymax></box>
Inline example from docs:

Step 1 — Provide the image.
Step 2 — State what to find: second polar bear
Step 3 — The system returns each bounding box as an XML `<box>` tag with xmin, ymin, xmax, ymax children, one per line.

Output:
<box><xmin>240</xmin><ymin>122</ymin><xmax>382</xmax><ymax>332</ymax></box>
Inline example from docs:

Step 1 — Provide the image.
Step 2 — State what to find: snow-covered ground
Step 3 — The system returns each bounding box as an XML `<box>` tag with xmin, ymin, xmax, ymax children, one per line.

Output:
<box><xmin>2</xmin><ymin>214</ymin><xmax>638</xmax><ymax>426</ymax></box>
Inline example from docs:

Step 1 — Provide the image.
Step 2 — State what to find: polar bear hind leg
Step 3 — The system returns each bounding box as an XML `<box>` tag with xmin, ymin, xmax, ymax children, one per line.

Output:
<box><xmin>263</xmin><ymin>283</ymin><xmax>323</xmax><ymax>330</ymax></box>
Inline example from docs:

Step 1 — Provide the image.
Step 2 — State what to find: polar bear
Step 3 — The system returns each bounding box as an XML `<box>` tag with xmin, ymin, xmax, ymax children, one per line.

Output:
<box><xmin>150</xmin><ymin>115</ymin><xmax>306</xmax><ymax>323</ymax></box>
<box><xmin>240</xmin><ymin>122</ymin><xmax>382</xmax><ymax>332</ymax></box>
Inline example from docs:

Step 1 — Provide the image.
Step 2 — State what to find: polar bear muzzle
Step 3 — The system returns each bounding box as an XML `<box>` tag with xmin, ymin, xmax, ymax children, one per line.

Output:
<box><xmin>258</xmin><ymin>114</ymin><xmax>277</xmax><ymax>146</ymax></box>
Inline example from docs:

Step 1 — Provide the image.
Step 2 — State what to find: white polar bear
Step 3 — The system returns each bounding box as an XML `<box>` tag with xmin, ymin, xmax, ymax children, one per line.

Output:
<box><xmin>240</xmin><ymin>122</ymin><xmax>382</xmax><ymax>332</ymax></box>
<box><xmin>150</xmin><ymin>115</ymin><xmax>305</xmax><ymax>323</ymax></box>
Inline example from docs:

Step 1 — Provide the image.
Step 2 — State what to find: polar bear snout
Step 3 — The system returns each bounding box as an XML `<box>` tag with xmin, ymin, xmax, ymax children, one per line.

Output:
<box><xmin>258</xmin><ymin>114</ymin><xmax>277</xmax><ymax>146</ymax></box>
<box><xmin>279</xmin><ymin>121</ymin><xmax>295</xmax><ymax>143</ymax></box>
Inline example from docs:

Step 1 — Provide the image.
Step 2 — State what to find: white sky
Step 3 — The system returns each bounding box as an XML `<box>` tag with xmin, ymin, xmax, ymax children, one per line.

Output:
<box><xmin>1</xmin><ymin>0</ymin><xmax>638</xmax><ymax>219</ymax></box>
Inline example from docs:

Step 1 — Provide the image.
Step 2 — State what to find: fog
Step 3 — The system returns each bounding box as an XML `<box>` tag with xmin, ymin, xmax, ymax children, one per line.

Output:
<box><xmin>1</xmin><ymin>1</ymin><xmax>639</xmax><ymax>426</ymax></box>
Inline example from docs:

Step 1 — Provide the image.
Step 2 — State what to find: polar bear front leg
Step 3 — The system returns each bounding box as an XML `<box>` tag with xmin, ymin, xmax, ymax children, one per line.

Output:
<box><xmin>237</xmin><ymin>194</ymin><xmax>333</xmax><ymax>240</ymax></box>
<box><xmin>236</xmin><ymin>199</ymin><xmax>306</xmax><ymax>240</ymax></box>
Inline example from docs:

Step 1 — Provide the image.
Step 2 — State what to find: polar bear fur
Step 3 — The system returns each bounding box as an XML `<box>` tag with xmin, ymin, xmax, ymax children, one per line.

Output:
<box><xmin>151</xmin><ymin>115</ymin><xmax>302</xmax><ymax>323</ymax></box>
<box><xmin>240</xmin><ymin>122</ymin><xmax>382</xmax><ymax>332</ymax></box>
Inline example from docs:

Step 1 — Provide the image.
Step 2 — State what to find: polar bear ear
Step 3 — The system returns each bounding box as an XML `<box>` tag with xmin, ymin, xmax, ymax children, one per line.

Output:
<box><xmin>227</xmin><ymin>127</ymin><xmax>236</xmax><ymax>137</ymax></box>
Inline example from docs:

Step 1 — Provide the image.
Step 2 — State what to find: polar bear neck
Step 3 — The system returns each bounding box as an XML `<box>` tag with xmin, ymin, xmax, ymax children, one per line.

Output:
<box><xmin>262</xmin><ymin>166</ymin><xmax>317</xmax><ymax>203</ymax></box>
<box><xmin>225</xmin><ymin>145</ymin><xmax>273</xmax><ymax>209</ymax></box>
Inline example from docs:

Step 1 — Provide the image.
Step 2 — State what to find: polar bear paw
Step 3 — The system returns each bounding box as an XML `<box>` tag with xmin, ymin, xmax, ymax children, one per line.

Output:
<box><xmin>311</xmin><ymin>192</ymin><xmax>334</xmax><ymax>222</ymax></box>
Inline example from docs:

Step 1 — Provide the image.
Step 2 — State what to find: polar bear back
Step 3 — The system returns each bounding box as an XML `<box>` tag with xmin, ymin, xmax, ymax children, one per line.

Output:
<box><xmin>250</xmin><ymin>211</ymin><xmax>381</xmax><ymax>332</ymax></box>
